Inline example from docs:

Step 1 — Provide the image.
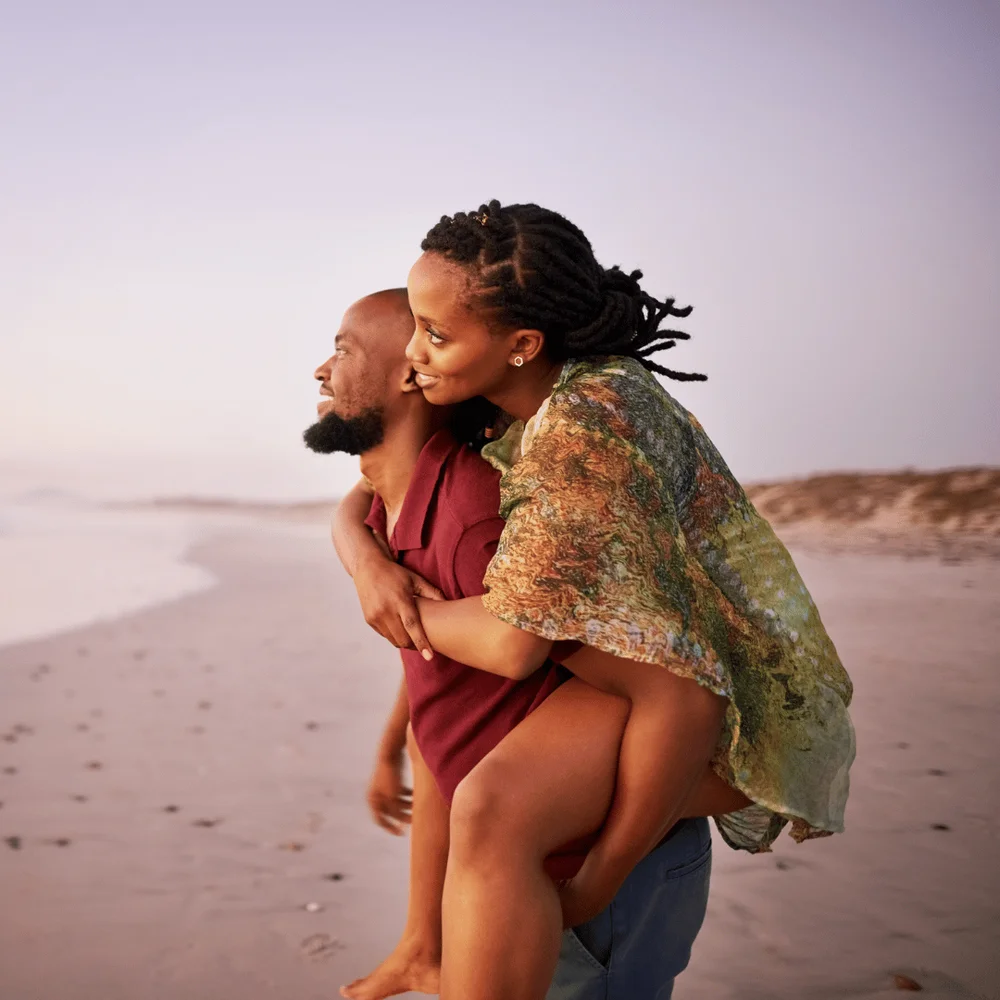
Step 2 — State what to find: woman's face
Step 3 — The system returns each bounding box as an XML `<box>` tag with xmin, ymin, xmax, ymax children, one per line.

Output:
<box><xmin>405</xmin><ymin>252</ymin><xmax>522</xmax><ymax>406</ymax></box>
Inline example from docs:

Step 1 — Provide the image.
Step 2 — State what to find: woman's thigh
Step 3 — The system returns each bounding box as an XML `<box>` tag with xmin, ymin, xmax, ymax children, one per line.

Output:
<box><xmin>452</xmin><ymin>678</ymin><xmax>630</xmax><ymax>858</ymax></box>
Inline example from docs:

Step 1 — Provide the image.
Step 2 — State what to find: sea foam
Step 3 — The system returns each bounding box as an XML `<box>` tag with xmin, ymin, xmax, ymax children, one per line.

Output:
<box><xmin>0</xmin><ymin>499</ymin><xmax>219</xmax><ymax>649</ymax></box>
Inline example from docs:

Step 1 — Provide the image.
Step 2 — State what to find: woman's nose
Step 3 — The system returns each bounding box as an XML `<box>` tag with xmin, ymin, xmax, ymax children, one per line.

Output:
<box><xmin>404</xmin><ymin>329</ymin><xmax>425</xmax><ymax>364</ymax></box>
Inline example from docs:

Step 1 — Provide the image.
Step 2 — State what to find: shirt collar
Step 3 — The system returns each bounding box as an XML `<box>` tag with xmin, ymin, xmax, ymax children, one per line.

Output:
<box><xmin>364</xmin><ymin>429</ymin><xmax>459</xmax><ymax>554</ymax></box>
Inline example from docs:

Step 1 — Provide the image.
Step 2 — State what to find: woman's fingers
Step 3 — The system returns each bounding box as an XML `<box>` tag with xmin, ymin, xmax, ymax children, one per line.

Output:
<box><xmin>401</xmin><ymin>612</ymin><xmax>434</xmax><ymax>660</ymax></box>
<box><xmin>410</xmin><ymin>572</ymin><xmax>444</xmax><ymax>601</ymax></box>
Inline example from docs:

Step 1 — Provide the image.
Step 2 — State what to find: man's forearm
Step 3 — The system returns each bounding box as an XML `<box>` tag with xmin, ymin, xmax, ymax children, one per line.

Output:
<box><xmin>331</xmin><ymin>478</ymin><xmax>381</xmax><ymax>578</ymax></box>
<box><xmin>415</xmin><ymin>596</ymin><xmax>552</xmax><ymax>679</ymax></box>
<box><xmin>377</xmin><ymin>674</ymin><xmax>410</xmax><ymax>763</ymax></box>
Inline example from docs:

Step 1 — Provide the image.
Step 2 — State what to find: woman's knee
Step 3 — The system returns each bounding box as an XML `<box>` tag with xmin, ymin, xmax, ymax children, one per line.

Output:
<box><xmin>449</xmin><ymin>759</ymin><xmax>532</xmax><ymax>862</ymax></box>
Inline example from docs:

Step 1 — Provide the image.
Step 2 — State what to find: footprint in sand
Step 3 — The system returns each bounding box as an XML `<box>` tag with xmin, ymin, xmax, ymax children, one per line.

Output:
<box><xmin>188</xmin><ymin>725</ymin><xmax>205</xmax><ymax>735</ymax></box>
<box><xmin>304</xmin><ymin>721</ymin><xmax>320</xmax><ymax>731</ymax></box>
<box><xmin>84</xmin><ymin>761</ymin><xmax>103</xmax><ymax>771</ymax></box>
<box><xmin>1</xmin><ymin>734</ymin><xmax>16</xmax><ymax>744</ymax></box>
<box><xmin>76</xmin><ymin>724</ymin><xmax>90</xmax><ymax>732</ymax></box>
<box><xmin>163</xmin><ymin>805</ymin><xmax>180</xmax><ymax>813</ymax></box>
<box><xmin>300</xmin><ymin>933</ymin><xmax>342</xmax><ymax>960</ymax></box>
<box><xmin>5</xmin><ymin>836</ymin><xmax>22</xmax><ymax>850</ymax></box>
<box><xmin>279</xmin><ymin>841</ymin><xmax>307</xmax><ymax>852</ymax></box>
<box><xmin>927</xmin><ymin>768</ymin><xmax>947</xmax><ymax>776</ymax></box>
<box><xmin>71</xmin><ymin>795</ymin><xmax>88</xmax><ymax>803</ymax></box>
<box><xmin>192</xmin><ymin>818</ymin><xmax>222</xmax><ymax>828</ymax></box>
<box><xmin>197</xmin><ymin>700</ymin><xmax>212</xmax><ymax>711</ymax></box>
<box><xmin>45</xmin><ymin>838</ymin><xmax>72</xmax><ymax>847</ymax></box>
<box><xmin>3</xmin><ymin>767</ymin><xmax>17</xmax><ymax>776</ymax></box>
<box><xmin>323</xmin><ymin>872</ymin><xmax>345</xmax><ymax>882</ymax></box>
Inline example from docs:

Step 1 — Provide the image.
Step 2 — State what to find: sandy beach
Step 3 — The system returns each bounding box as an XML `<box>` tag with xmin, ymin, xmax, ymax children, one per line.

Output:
<box><xmin>1</xmin><ymin>513</ymin><xmax>998</xmax><ymax>999</ymax></box>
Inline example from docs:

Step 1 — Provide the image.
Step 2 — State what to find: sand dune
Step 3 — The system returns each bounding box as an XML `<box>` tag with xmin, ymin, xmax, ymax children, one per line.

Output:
<box><xmin>746</xmin><ymin>467</ymin><xmax>1000</xmax><ymax>558</ymax></box>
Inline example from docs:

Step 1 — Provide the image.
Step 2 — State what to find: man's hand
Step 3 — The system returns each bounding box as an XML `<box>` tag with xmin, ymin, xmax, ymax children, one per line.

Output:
<box><xmin>367</xmin><ymin>753</ymin><xmax>413</xmax><ymax>836</ymax></box>
<box><xmin>353</xmin><ymin>552</ymin><xmax>444</xmax><ymax>658</ymax></box>
<box><xmin>556</xmin><ymin>853</ymin><xmax>624</xmax><ymax>929</ymax></box>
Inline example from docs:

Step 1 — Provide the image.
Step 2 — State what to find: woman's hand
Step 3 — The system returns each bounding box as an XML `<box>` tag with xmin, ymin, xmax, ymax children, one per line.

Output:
<box><xmin>353</xmin><ymin>552</ymin><xmax>444</xmax><ymax>658</ymax></box>
<box><xmin>366</xmin><ymin>752</ymin><xmax>413</xmax><ymax>836</ymax></box>
<box><xmin>556</xmin><ymin>855</ymin><xmax>622</xmax><ymax>929</ymax></box>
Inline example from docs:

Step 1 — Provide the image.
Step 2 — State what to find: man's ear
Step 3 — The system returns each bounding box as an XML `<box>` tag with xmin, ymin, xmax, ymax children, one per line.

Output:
<box><xmin>509</xmin><ymin>328</ymin><xmax>546</xmax><ymax>366</ymax></box>
<box><xmin>400</xmin><ymin>365</ymin><xmax>423</xmax><ymax>393</ymax></box>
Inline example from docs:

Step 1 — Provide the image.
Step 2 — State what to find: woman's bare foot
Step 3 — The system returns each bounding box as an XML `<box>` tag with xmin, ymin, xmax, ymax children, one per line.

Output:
<box><xmin>339</xmin><ymin>938</ymin><xmax>441</xmax><ymax>1000</ymax></box>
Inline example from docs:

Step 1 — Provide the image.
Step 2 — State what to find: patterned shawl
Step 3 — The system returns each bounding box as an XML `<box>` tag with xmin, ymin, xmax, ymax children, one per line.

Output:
<box><xmin>480</xmin><ymin>357</ymin><xmax>855</xmax><ymax>852</ymax></box>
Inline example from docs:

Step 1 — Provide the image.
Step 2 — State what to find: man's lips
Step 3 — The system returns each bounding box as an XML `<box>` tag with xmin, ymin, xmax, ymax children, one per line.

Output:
<box><xmin>317</xmin><ymin>388</ymin><xmax>335</xmax><ymax>414</ymax></box>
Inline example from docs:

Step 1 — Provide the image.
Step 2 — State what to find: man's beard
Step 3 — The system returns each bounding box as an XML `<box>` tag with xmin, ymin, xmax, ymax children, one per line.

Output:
<box><xmin>302</xmin><ymin>407</ymin><xmax>385</xmax><ymax>456</ymax></box>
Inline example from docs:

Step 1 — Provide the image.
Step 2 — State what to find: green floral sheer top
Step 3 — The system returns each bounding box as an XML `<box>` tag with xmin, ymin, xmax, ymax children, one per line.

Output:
<box><xmin>481</xmin><ymin>357</ymin><xmax>855</xmax><ymax>852</ymax></box>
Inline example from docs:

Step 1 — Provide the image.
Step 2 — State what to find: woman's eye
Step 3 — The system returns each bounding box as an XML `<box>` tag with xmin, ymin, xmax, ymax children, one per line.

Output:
<box><xmin>427</xmin><ymin>329</ymin><xmax>444</xmax><ymax>345</ymax></box>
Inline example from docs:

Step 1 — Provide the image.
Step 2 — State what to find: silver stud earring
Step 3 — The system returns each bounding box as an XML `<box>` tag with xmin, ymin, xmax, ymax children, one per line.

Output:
<box><xmin>513</xmin><ymin>356</ymin><xmax>524</xmax><ymax>367</ymax></box>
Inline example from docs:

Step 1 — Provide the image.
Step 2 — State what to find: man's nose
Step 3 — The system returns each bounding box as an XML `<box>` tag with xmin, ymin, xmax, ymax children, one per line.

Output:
<box><xmin>314</xmin><ymin>358</ymin><xmax>332</xmax><ymax>382</ymax></box>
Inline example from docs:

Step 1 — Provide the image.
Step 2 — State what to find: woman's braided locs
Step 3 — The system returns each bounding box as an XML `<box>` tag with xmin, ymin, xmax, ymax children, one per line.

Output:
<box><xmin>421</xmin><ymin>199</ymin><xmax>707</xmax><ymax>382</ymax></box>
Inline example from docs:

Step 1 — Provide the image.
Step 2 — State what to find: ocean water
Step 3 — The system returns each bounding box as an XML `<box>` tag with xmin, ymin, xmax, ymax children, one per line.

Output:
<box><xmin>0</xmin><ymin>498</ymin><xmax>223</xmax><ymax>650</ymax></box>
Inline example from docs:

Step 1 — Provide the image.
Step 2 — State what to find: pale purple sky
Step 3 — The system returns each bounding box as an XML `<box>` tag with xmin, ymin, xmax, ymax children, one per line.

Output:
<box><xmin>2</xmin><ymin>1</ymin><xmax>998</xmax><ymax>499</ymax></box>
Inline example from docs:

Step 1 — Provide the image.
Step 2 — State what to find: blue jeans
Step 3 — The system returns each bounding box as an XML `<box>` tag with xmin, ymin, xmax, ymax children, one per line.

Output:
<box><xmin>546</xmin><ymin>818</ymin><xmax>712</xmax><ymax>1000</ymax></box>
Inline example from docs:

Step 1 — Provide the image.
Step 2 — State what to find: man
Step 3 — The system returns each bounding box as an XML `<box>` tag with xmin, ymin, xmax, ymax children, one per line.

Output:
<box><xmin>304</xmin><ymin>289</ymin><xmax>715</xmax><ymax>1000</ymax></box>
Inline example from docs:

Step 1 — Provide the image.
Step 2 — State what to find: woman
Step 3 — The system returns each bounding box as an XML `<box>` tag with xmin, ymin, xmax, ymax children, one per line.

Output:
<box><xmin>341</xmin><ymin>200</ymin><xmax>855</xmax><ymax>1000</ymax></box>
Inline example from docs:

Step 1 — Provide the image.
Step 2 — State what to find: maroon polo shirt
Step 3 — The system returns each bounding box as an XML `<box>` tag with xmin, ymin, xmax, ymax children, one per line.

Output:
<box><xmin>365</xmin><ymin>429</ymin><xmax>593</xmax><ymax>879</ymax></box>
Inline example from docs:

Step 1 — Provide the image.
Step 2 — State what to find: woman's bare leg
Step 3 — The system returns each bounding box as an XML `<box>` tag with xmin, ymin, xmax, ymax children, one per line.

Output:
<box><xmin>440</xmin><ymin>679</ymin><xmax>630</xmax><ymax>1000</ymax></box>
<box><xmin>682</xmin><ymin>765</ymin><xmax>752</xmax><ymax>818</ymax></box>
<box><xmin>341</xmin><ymin>727</ymin><xmax>447</xmax><ymax>999</ymax></box>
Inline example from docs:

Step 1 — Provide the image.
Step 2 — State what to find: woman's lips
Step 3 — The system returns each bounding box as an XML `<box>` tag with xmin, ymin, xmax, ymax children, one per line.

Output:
<box><xmin>414</xmin><ymin>372</ymin><xmax>440</xmax><ymax>389</ymax></box>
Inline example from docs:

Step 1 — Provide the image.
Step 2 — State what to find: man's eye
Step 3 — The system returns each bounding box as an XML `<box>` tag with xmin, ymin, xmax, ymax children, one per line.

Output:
<box><xmin>427</xmin><ymin>329</ymin><xmax>444</xmax><ymax>345</ymax></box>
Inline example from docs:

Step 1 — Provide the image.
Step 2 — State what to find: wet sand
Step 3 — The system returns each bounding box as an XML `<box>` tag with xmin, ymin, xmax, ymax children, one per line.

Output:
<box><xmin>1</xmin><ymin>520</ymin><xmax>997</xmax><ymax>999</ymax></box>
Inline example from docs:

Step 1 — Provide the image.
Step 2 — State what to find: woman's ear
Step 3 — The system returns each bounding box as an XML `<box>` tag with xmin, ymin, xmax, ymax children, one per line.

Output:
<box><xmin>509</xmin><ymin>329</ymin><xmax>546</xmax><ymax>365</ymax></box>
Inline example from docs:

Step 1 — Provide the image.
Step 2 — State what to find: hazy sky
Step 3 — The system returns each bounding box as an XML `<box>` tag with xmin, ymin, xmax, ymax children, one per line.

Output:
<box><xmin>2</xmin><ymin>0</ymin><xmax>998</xmax><ymax>500</ymax></box>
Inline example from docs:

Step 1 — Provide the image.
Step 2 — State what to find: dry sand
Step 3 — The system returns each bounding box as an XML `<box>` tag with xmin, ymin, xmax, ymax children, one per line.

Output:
<box><xmin>1</xmin><ymin>516</ymin><xmax>998</xmax><ymax>999</ymax></box>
